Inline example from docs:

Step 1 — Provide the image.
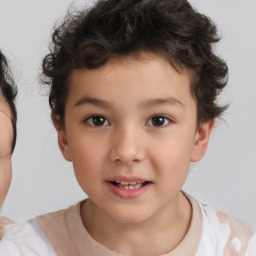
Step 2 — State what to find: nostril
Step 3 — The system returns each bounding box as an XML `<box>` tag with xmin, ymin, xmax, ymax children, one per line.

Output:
<box><xmin>109</xmin><ymin>142</ymin><xmax>146</xmax><ymax>164</ymax></box>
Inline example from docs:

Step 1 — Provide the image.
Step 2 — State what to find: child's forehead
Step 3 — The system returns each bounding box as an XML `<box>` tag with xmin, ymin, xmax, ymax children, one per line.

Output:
<box><xmin>71</xmin><ymin>52</ymin><xmax>191</xmax><ymax>82</ymax></box>
<box><xmin>66</xmin><ymin>53</ymin><xmax>196</xmax><ymax>111</ymax></box>
<box><xmin>68</xmin><ymin>53</ymin><xmax>194</xmax><ymax>103</ymax></box>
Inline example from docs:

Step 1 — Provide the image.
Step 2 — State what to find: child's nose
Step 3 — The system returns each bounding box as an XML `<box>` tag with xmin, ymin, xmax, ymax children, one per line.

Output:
<box><xmin>109</xmin><ymin>126</ymin><xmax>146</xmax><ymax>165</ymax></box>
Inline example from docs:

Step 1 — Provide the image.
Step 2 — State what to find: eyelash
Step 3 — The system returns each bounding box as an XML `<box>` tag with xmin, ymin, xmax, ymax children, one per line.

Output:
<box><xmin>83</xmin><ymin>115</ymin><xmax>173</xmax><ymax>127</ymax></box>
<box><xmin>83</xmin><ymin>115</ymin><xmax>110</xmax><ymax>127</ymax></box>
<box><xmin>146</xmin><ymin>115</ymin><xmax>172</xmax><ymax>127</ymax></box>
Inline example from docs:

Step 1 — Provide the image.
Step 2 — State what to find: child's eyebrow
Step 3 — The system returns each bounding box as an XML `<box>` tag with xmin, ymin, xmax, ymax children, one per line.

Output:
<box><xmin>139</xmin><ymin>97</ymin><xmax>184</xmax><ymax>109</ymax></box>
<box><xmin>74</xmin><ymin>96</ymin><xmax>184</xmax><ymax>109</ymax></box>
<box><xmin>74</xmin><ymin>96</ymin><xmax>114</xmax><ymax>109</ymax></box>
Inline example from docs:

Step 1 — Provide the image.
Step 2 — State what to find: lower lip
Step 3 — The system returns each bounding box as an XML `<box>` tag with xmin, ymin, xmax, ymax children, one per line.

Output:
<box><xmin>106</xmin><ymin>182</ymin><xmax>152</xmax><ymax>199</ymax></box>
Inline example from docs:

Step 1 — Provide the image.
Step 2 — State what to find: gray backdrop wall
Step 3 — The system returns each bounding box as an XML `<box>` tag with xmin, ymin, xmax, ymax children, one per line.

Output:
<box><xmin>0</xmin><ymin>0</ymin><xmax>255</xmax><ymax>229</ymax></box>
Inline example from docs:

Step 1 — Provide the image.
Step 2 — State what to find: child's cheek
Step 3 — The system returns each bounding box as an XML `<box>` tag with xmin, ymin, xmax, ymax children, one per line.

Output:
<box><xmin>70</xmin><ymin>136</ymin><xmax>106</xmax><ymax>181</ymax></box>
<box><xmin>149</xmin><ymin>134</ymin><xmax>192</xmax><ymax>192</ymax></box>
<box><xmin>0</xmin><ymin>113</ymin><xmax>13</xmax><ymax>159</ymax></box>
<box><xmin>0</xmin><ymin>114</ymin><xmax>13</xmax><ymax>207</ymax></box>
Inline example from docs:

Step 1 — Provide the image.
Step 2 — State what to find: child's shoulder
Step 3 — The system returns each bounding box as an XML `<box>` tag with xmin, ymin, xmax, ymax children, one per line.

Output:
<box><xmin>0</xmin><ymin>198</ymin><xmax>255</xmax><ymax>256</ymax></box>
<box><xmin>0</xmin><ymin>217</ymin><xmax>56</xmax><ymax>256</ymax></box>
<box><xmin>35</xmin><ymin>200</ymin><xmax>114</xmax><ymax>255</ymax></box>
<box><xmin>0</xmin><ymin>203</ymin><xmax>82</xmax><ymax>256</ymax></box>
<box><xmin>36</xmin><ymin>203</ymin><xmax>82</xmax><ymax>255</ymax></box>
<box><xmin>196</xmin><ymin>198</ymin><xmax>256</xmax><ymax>256</ymax></box>
<box><xmin>0</xmin><ymin>201</ymin><xmax>96</xmax><ymax>256</ymax></box>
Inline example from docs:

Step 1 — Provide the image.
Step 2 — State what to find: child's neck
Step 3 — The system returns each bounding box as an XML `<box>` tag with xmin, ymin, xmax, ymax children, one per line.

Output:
<box><xmin>81</xmin><ymin>192</ymin><xmax>192</xmax><ymax>256</ymax></box>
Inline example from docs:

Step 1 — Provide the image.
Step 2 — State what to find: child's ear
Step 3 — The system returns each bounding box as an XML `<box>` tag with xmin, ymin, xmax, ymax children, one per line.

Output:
<box><xmin>190</xmin><ymin>119</ymin><xmax>215</xmax><ymax>162</ymax></box>
<box><xmin>52</xmin><ymin>115</ymin><xmax>72</xmax><ymax>162</ymax></box>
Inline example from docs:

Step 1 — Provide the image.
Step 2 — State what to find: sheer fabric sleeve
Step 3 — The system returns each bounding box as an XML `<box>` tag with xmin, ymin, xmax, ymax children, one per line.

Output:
<box><xmin>0</xmin><ymin>218</ymin><xmax>56</xmax><ymax>256</ymax></box>
<box><xmin>246</xmin><ymin>233</ymin><xmax>256</xmax><ymax>256</ymax></box>
<box><xmin>0</xmin><ymin>214</ymin><xmax>13</xmax><ymax>240</ymax></box>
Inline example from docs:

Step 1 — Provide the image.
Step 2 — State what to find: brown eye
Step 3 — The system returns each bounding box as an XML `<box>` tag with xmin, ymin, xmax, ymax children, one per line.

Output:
<box><xmin>85</xmin><ymin>115</ymin><xmax>109</xmax><ymax>126</ymax></box>
<box><xmin>147</xmin><ymin>115</ymin><xmax>171</xmax><ymax>127</ymax></box>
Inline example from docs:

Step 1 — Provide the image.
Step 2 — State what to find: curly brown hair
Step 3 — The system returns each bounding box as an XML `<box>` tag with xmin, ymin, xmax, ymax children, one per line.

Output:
<box><xmin>41</xmin><ymin>0</ymin><xmax>228</xmax><ymax>126</ymax></box>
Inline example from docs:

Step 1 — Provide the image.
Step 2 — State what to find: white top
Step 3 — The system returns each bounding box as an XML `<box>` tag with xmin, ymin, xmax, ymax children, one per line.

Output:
<box><xmin>0</xmin><ymin>195</ymin><xmax>255</xmax><ymax>255</ymax></box>
<box><xmin>0</xmin><ymin>218</ymin><xmax>56</xmax><ymax>255</ymax></box>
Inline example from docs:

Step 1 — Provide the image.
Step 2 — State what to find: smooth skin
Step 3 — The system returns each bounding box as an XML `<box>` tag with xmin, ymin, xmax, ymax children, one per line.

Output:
<box><xmin>54</xmin><ymin>53</ymin><xmax>214</xmax><ymax>255</ymax></box>
<box><xmin>0</xmin><ymin>92</ymin><xmax>13</xmax><ymax>208</ymax></box>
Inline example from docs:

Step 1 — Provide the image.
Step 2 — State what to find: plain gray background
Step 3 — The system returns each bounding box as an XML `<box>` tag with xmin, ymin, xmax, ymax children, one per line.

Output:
<box><xmin>0</xmin><ymin>0</ymin><xmax>255</xmax><ymax>229</ymax></box>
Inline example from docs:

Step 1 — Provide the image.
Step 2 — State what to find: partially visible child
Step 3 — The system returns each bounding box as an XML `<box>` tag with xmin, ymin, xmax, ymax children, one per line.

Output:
<box><xmin>0</xmin><ymin>49</ymin><xmax>17</xmax><ymax>238</ymax></box>
<box><xmin>1</xmin><ymin>0</ymin><xmax>255</xmax><ymax>255</ymax></box>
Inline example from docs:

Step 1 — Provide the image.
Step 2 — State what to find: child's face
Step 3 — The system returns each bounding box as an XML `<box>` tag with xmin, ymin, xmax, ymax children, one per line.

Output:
<box><xmin>0</xmin><ymin>93</ymin><xmax>13</xmax><ymax>207</ymax></box>
<box><xmin>55</xmin><ymin>53</ymin><xmax>213</xmax><ymax>223</ymax></box>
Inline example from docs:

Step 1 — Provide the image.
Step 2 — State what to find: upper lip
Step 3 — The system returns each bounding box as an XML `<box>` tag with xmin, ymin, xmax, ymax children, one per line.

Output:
<box><xmin>106</xmin><ymin>176</ymin><xmax>150</xmax><ymax>182</ymax></box>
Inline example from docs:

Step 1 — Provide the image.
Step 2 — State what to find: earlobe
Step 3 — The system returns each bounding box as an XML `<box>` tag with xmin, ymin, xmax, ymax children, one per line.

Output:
<box><xmin>52</xmin><ymin>115</ymin><xmax>72</xmax><ymax>162</ymax></box>
<box><xmin>190</xmin><ymin>119</ymin><xmax>215</xmax><ymax>162</ymax></box>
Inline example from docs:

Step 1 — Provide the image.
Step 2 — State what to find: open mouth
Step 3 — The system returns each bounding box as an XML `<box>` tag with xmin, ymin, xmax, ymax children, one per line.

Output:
<box><xmin>109</xmin><ymin>180</ymin><xmax>151</xmax><ymax>190</ymax></box>
<box><xmin>106</xmin><ymin>178</ymin><xmax>153</xmax><ymax>199</ymax></box>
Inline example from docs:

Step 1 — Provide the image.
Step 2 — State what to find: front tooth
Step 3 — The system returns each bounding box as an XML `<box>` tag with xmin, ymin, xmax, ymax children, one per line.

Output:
<box><xmin>128</xmin><ymin>181</ymin><xmax>137</xmax><ymax>185</ymax></box>
<box><xmin>121</xmin><ymin>181</ymin><xmax>129</xmax><ymax>185</ymax></box>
